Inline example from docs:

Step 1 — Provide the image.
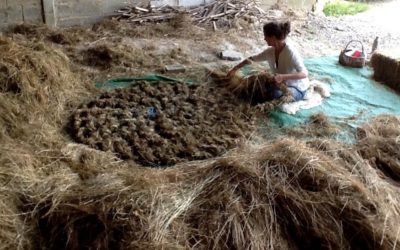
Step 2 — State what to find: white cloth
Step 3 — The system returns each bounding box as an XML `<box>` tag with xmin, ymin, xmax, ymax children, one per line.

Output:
<box><xmin>280</xmin><ymin>80</ymin><xmax>331</xmax><ymax>115</ymax></box>
<box><xmin>251</xmin><ymin>41</ymin><xmax>310</xmax><ymax>91</ymax></box>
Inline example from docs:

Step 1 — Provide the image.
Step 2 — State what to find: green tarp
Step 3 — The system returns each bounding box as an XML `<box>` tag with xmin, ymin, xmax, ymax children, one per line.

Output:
<box><xmin>269</xmin><ymin>56</ymin><xmax>400</xmax><ymax>128</ymax></box>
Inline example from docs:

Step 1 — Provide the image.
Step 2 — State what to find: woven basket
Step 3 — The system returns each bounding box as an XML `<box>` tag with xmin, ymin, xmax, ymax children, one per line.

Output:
<box><xmin>339</xmin><ymin>40</ymin><xmax>366</xmax><ymax>68</ymax></box>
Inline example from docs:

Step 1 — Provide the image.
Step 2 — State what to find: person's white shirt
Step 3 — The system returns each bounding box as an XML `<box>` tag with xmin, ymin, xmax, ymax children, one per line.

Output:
<box><xmin>250</xmin><ymin>41</ymin><xmax>310</xmax><ymax>92</ymax></box>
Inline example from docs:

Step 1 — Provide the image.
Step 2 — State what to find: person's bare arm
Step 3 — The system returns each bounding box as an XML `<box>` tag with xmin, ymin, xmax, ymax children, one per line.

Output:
<box><xmin>227</xmin><ymin>49</ymin><xmax>271</xmax><ymax>77</ymax></box>
<box><xmin>274</xmin><ymin>70</ymin><xmax>308</xmax><ymax>83</ymax></box>
<box><xmin>227</xmin><ymin>58</ymin><xmax>252</xmax><ymax>78</ymax></box>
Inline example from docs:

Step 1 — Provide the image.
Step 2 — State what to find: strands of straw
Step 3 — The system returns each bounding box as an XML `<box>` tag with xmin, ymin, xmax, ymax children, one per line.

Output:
<box><xmin>208</xmin><ymin>67</ymin><xmax>292</xmax><ymax>110</ymax></box>
<box><xmin>0</xmin><ymin>34</ymin><xmax>399</xmax><ymax>250</ymax></box>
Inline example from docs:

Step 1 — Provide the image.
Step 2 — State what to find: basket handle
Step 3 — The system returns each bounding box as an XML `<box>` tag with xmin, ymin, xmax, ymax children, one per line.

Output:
<box><xmin>344</xmin><ymin>40</ymin><xmax>365</xmax><ymax>53</ymax></box>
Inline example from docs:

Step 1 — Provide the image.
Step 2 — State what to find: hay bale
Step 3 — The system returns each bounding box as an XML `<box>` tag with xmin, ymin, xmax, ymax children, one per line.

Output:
<box><xmin>370</xmin><ymin>53</ymin><xmax>400</xmax><ymax>93</ymax></box>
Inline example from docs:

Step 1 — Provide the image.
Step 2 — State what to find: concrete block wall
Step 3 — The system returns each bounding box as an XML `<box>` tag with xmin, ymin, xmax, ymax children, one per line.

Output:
<box><xmin>0</xmin><ymin>0</ymin><xmax>43</xmax><ymax>28</ymax></box>
<box><xmin>54</xmin><ymin>0</ymin><xmax>141</xmax><ymax>26</ymax></box>
<box><xmin>0</xmin><ymin>0</ymin><xmax>145</xmax><ymax>28</ymax></box>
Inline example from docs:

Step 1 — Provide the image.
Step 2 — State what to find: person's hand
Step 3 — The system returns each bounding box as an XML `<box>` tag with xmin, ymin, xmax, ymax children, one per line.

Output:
<box><xmin>273</xmin><ymin>74</ymin><xmax>285</xmax><ymax>83</ymax></box>
<box><xmin>227</xmin><ymin>68</ymin><xmax>238</xmax><ymax>78</ymax></box>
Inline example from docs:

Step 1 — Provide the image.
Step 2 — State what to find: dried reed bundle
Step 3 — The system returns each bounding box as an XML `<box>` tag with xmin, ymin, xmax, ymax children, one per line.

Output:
<box><xmin>209</xmin><ymin>68</ymin><xmax>292</xmax><ymax>110</ymax></box>
<box><xmin>370</xmin><ymin>53</ymin><xmax>400</xmax><ymax>93</ymax></box>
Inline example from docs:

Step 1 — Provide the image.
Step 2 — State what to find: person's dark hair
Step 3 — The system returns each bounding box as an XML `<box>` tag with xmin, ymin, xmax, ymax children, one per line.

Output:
<box><xmin>263</xmin><ymin>21</ymin><xmax>291</xmax><ymax>40</ymax></box>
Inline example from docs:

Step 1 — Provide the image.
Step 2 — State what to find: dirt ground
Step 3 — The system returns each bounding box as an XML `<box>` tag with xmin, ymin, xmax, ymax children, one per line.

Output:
<box><xmin>294</xmin><ymin>0</ymin><xmax>400</xmax><ymax>58</ymax></box>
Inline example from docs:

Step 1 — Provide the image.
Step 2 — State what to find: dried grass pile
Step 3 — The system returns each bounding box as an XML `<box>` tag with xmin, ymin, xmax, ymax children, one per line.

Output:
<box><xmin>18</xmin><ymin>132</ymin><xmax>400</xmax><ymax>249</ymax></box>
<box><xmin>0</xmin><ymin>37</ymin><xmax>93</xmax><ymax>140</ymax></box>
<box><xmin>370</xmin><ymin>52</ymin><xmax>400</xmax><ymax>93</ymax></box>
<box><xmin>0</xmin><ymin>37</ymin><xmax>95</xmax><ymax>249</ymax></box>
<box><xmin>80</xmin><ymin>44</ymin><xmax>139</xmax><ymax>70</ymax></box>
<box><xmin>285</xmin><ymin>112</ymin><xmax>340</xmax><ymax>138</ymax></box>
<box><xmin>92</xmin><ymin>18</ymin><xmax>209</xmax><ymax>40</ymax></box>
<box><xmin>8</xmin><ymin>24</ymin><xmax>76</xmax><ymax>45</ymax></box>
<box><xmin>0</xmin><ymin>38</ymin><xmax>68</xmax><ymax>96</ymax></box>
<box><xmin>356</xmin><ymin>115</ymin><xmax>400</xmax><ymax>183</ymax></box>
<box><xmin>69</xmin><ymin>81</ymin><xmax>256</xmax><ymax>166</ymax></box>
<box><xmin>0</xmin><ymin>188</ymin><xmax>32</xmax><ymax>249</ymax></box>
<box><xmin>78</xmin><ymin>43</ymin><xmax>189</xmax><ymax>73</ymax></box>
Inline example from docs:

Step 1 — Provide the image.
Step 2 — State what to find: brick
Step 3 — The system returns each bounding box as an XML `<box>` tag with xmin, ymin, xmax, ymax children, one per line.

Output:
<box><xmin>164</xmin><ymin>64</ymin><xmax>186</xmax><ymax>73</ymax></box>
<box><xmin>219</xmin><ymin>50</ymin><xmax>243</xmax><ymax>61</ymax></box>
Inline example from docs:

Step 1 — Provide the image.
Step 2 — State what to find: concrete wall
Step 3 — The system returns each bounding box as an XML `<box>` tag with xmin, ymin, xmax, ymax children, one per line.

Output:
<box><xmin>0</xmin><ymin>0</ymin><xmax>318</xmax><ymax>28</ymax></box>
<box><xmin>284</xmin><ymin>0</ymin><xmax>318</xmax><ymax>9</ymax></box>
<box><xmin>0</xmin><ymin>0</ymin><xmax>43</xmax><ymax>28</ymax></box>
<box><xmin>259</xmin><ymin>0</ymin><xmax>318</xmax><ymax>10</ymax></box>
<box><xmin>53</xmin><ymin>0</ymin><xmax>140</xmax><ymax>26</ymax></box>
<box><xmin>0</xmin><ymin>0</ymin><xmax>141</xmax><ymax>27</ymax></box>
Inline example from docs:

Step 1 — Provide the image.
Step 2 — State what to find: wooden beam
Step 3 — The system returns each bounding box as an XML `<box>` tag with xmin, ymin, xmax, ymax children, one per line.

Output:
<box><xmin>41</xmin><ymin>0</ymin><xmax>56</xmax><ymax>26</ymax></box>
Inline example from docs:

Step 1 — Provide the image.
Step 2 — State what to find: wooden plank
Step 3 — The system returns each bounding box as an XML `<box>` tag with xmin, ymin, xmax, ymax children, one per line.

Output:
<box><xmin>135</xmin><ymin>7</ymin><xmax>149</xmax><ymax>12</ymax></box>
<box><xmin>209</xmin><ymin>9</ymin><xmax>234</xmax><ymax>18</ymax></box>
<box><xmin>255</xmin><ymin>6</ymin><xmax>265</xmax><ymax>14</ymax></box>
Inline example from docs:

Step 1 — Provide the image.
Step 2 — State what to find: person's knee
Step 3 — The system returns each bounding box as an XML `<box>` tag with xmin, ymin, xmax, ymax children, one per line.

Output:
<box><xmin>288</xmin><ymin>88</ymin><xmax>304</xmax><ymax>101</ymax></box>
<box><xmin>271</xmin><ymin>89</ymin><xmax>283</xmax><ymax>99</ymax></box>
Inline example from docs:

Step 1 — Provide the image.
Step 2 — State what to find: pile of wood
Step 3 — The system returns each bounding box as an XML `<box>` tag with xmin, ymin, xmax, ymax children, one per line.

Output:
<box><xmin>115</xmin><ymin>0</ymin><xmax>267</xmax><ymax>27</ymax></box>
<box><xmin>190</xmin><ymin>0</ymin><xmax>265</xmax><ymax>25</ymax></box>
<box><xmin>115</xmin><ymin>5</ymin><xmax>185</xmax><ymax>23</ymax></box>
